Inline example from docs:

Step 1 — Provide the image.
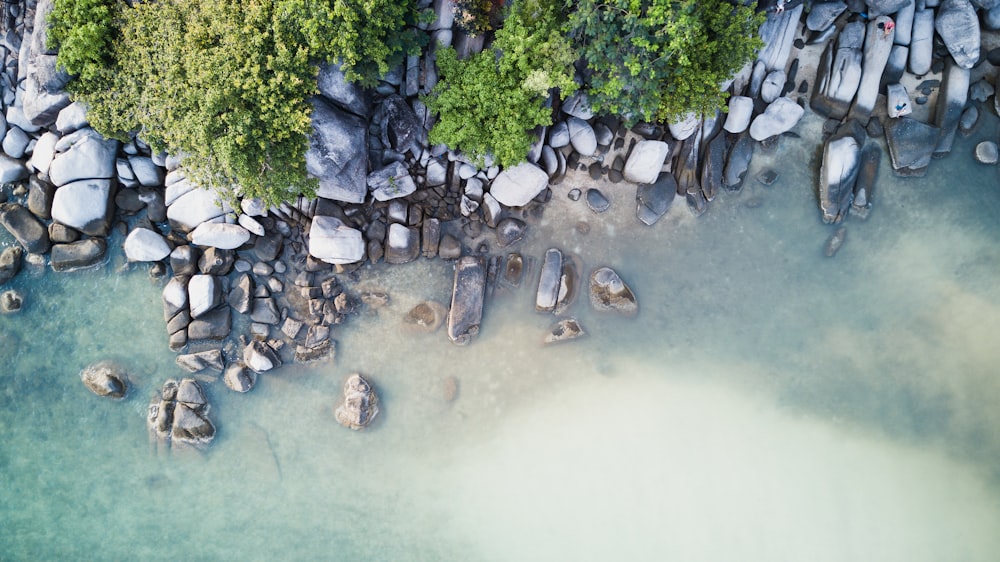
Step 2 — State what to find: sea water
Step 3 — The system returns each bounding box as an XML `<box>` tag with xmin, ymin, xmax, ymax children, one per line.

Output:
<box><xmin>1</xmin><ymin>112</ymin><xmax>999</xmax><ymax>561</ymax></box>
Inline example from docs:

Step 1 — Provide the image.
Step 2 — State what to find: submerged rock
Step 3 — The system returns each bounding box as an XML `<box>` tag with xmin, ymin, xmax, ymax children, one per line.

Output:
<box><xmin>80</xmin><ymin>361</ymin><xmax>128</xmax><ymax>399</ymax></box>
<box><xmin>335</xmin><ymin>373</ymin><xmax>380</xmax><ymax>430</ymax></box>
<box><xmin>589</xmin><ymin>267</ymin><xmax>638</xmax><ymax>316</ymax></box>
<box><xmin>447</xmin><ymin>256</ymin><xmax>486</xmax><ymax>345</ymax></box>
<box><xmin>403</xmin><ymin>301</ymin><xmax>448</xmax><ymax>333</ymax></box>
<box><xmin>824</xmin><ymin>226</ymin><xmax>848</xmax><ymax>257</ymax></box>
<box><xmin>1</xmin><ymin>289</ymin><xmax>23</xmax><ymax>313</ymax></box>
<box><xmin>147</xmin><ymin>378</ymin><xmax>215</xmax><ymax>451</ymax></box>
<box><xmin>543</xmin><ymin>318</ymin><xmax>586</xmax><ymax>345</ymax></box>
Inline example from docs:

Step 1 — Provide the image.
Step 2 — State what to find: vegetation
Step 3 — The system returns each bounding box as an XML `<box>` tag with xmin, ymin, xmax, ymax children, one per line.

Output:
<box><xmin>423</xmin><ymin>0</ymin><xmax>577</xmax><ymax>167</ymax></box>
<box><xmin>451</xmin><ymin>0</ymin><xmax>502</xmax><ymax>36</ymax></box>
<box><xmin>566</xmin><ymin>0</ymin><xmax>764</xmax><ymax>124</ymax></box>
<box><xmin>48</xmin><ymin>0</ymin><xmax>420</xmax><ymax>206</ymax></box>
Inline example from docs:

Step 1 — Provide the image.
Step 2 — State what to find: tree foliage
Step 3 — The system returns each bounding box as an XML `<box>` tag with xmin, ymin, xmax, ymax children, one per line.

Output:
<box><xmin>566</xmin><ymin>0</ymin><xmax>764</xmax><ymax>124</ymax></box>
<box><xmin>46</xmin><ymin>0</ymin><xmax>120</xmax><ymax>88</ymax></box>
<box><xmin>47</xmin><ymin>0</ymin><xmax>420</xmax><ymax>206</ymax></box>
<box><xmin>424</xmin><ymin>0</ymin><xmax>577</xmax><ymax>167</ymax></box>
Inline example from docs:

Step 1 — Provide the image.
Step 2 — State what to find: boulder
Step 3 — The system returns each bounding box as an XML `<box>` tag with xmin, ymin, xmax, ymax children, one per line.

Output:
<box><xmin>224</xmin><ymin>362</ymin><xmax>256</xmax><ymax>392</ymax></box>
<box><xmin>50</xmin><ymin>179</ymin><xmax>115</xmax><ymax>237</ymax></box>
<box><xmin>849</xmin><ymin>17</ymin><xmax>895</xmax><ymax>121</ymax></box>
<box><xmin>668</xmin><ymin>113</ymin><xmax>699</xmax><ymax>141</ymax></box>
<box><xmin>852</xmin><ymin>144</ymin><xmax>881</xmax><ymax>220</ymax></box>
<box><xmin>403</xmin><ymin>301</ymin><xmax>448</xmax><ymax>333</ymax></box>
<box><xmin>317</xmin><ymin>61</ymin><xmax>370</xmax><ymax>117</ymax></box>
<box><xmin>819</xmin><ymin>121</ymin><xmax>866</xmax><ymax>224</ymax></box>
<box><xmin>811</xmin><ymin>23</ymin><xmax>864</xmax><ymax>119</ymax></box>
<box><xmin>807</xmin><ymin>1</ymin><xmax>847</xmax><ymax>32</ymax></box>
<box><xmin>175</xmin><ymin>349</ymin><xmax>225</xmax><ymax>372</ymax></box>
<box><xmin>80</xmin><ymin>361</ymin><xmax>128</xmax><ymax>399</ymax></box>
<box><xmin>723</xmin><ymin>96</ymin><xmax>754</xmax><ymax>134</ymax></box>
<box><xmin>3</xmin><ymin>126</ymin><xmax>30</xmax><ymax>159</ymax></box>
<box><xmin>166</xmin><ymin>187</ymin><xmax>228</xmax><ymax>232</ymax></box>
<box><xmin>489</xmin><ymin>163</ymin><xmax>549</xmax><ymax>207</ymax></box>
<box><xmin>865</xmin><ymin>0</ymin><xmax>910</xmax><ymax>15</ymax></box>
<box><xmin>756</xmin><ymin>4</ymin><xmax>803</xmax><ymax>71</ymax></box>
<box><xmin>381</xmin><ymin>94</ymin><xmax>420</xmax><ymax>152</ymax></box>
<box><xmin>909</xmin><ymin>9</ymin><xmax>934</xmax><ymax>75</ymax></box>
<box><xmin>21</xmin><ymin>0</ymin><xmax>72</xmax><ymax>127</ymax></box>
<box><xmin>308</xmin><ymin>215</ymin><xmax>365</xmax><ymax>264</ymax></box>
<box><xmin>543</xmin><ymin>318</ymin><xmax>586</xmax><ymax>345</ymax></box>
<box><xmin>760</xmin><ymin>70</ymin><xmax>785</xmax><ymax>103</ymax></box>
<box><xmin>48</xmin><ymin>130</ymin><xmax>119</xmax><ymax>187</ymax></box>
<box><xmin>1</xmin><ymin>289</ymin><xmax>23</xmax><ymax>313</ymax></box>
<box><xmin>170</xmin><ymin>245</ymin><xmax>199</xmax><ymax>277</ymax></box>
<box><xmin>535</xmin><ymin>248</ymin><xmax>562</xmax><ymax>313</ymax></box>
<box><xmin>0</xmin><ymin>155</ymin><xmax>29</xmax><ymax>183</ymax></box>
<box><xmin>561</xmin><ymin>91</ymin><xmax>594</xmax><ymax>120</ymax></box>
<box><xmin>894</xmin><ymin>1</ymin><xmax>915</xmax><ymax>46</ymax></box>
<box><xmin>124</xmin><ymin>227</ymin><xmax>171</xmax><ymax>262</ymax></box>
<box><xmin>959</xmin><ymin>105</ymin><xmax>980</xmax><ymax>137</ymax></box>
<box><xmin>700</xmin><ymin>132</ymin><xmax>727</xmax><ymax>202</ymax></box>
<box><xmin>385</xmin><ymin>223</ymin><xmax>420</xmax><ymax>264</ymax></box>
<box><xmin>128</xmin><ymin>156</ymin><xmax>164</xmax><ymax>187</ymax></box>
<box><xmin>187</xmin><ymin>307</ymin><xmax>232</xmax><ymax>340</ymax></box>
<box><xmin>749</xmin><ymin>97</ymin><xmax>804</xmax><ymax>141</ymax></box>
<box><xmin>567</xmin><ymin>117</ymin><xmax>597</xmax><ymax>156</ymax></box>
<box><xmin>549</xmin><ymin>121</ymin><xmax>570</xmax><ymax>148</ymax></box>
<box><xmin>447</xmin><ymin>255</ymin><xmax>486</xmax><ymax>345</ymax></box>
<box><xmin>988</xmin><ymin>5</ymin><xmax>1000</xmax><ymax>30</ymax></box>
<box><xmin>935</xmin><ymin>0</ymin><xmax>979</xmax><ymax>69</ymax></box>
<box><xmin>368</xmin><ymin>161</ymin><xmax>417</xmax><ymax>201</ymax></box>
<box><xmin>187</xmin><ymin>274</ymin><xmax>223</xmax><ymax>319</ymax></box>
<box><xmin>495</xmin><ymin>217</ymin><xmax>526</xmax><ymax>247</ymax></box>
<box><xmin>723</xmin><ymin>133</ymin><xmax>755</xmax><ymax>191</ymax></box>
<box><xmin>636</xmin><ymin>173</ymin><xmax>676</xmax><ymax>226</ymax></box>
<box><xmin>0</xmin><ymin>246</ymin><xmax>23</xmax><ymax>285</ymax></box>
<box><xmin>244</xmin><ymin>340</ymin><xmax>280</xmax><ymax>373</ymax></box>
<box><xmin>975</xmin><ymin>141</ymin><xmax>998</xmax><ymax>164</ymax></box>
<box><xmin>335</xmin><ymin>374</ymin><xmax>380</xmax><ymax>430</ymax></box>
<box><xmin>589</xmin><ymin>267</ymin><xmax>638</xmax><ymax>315</ymax></box>
<box><xmin>162</xmin><ymin>277</ymin><xmax>189</xmax><ymax>321</ymax></box>
<box><xmin>306</xmin><ymin>97</ymin><xmax>368</xmax><ymax>204</ymax></box>
<box><xmin>237</xmin><ymin>214</ymin><xmax>265</xmax><ymax>236</ymax></box>
<box><xmin>51</xmin><ymin>239</ymin><xmax>107</xmax><ymax>271</ymax></box>
<box><xmin>189</xmin><ymin>223</ymin><xmax>251</xmax><ymax>250</ymax></box>
<box><xmin>623</xmin><ymin>140</ymin><xmax>670</xmax><ymax>184</ymax></box>
<box><xmin>27</xmin><ymin>177</ymin><xmax>56</xmax><ymax>220</ymax></box>
<box><xmin>171</xmin><ymin>402</ymin><xmax>216</xmax><ymax>448</ymax></box>
<box><xmin>933</xmin><ymin>62</ymin><xmax>970</xmax><ymax>157</ymax></box>
<box><xmin>0</xmin><ymin>203</ymin><xmax>50</xmax><ymax>254</ymax></box>
<box><xmin>824</xmin><ymin>226</ymin><xmax>848</xmax><ymax>257</ymax></box>
<box><xmin>886</xmin><ymin>84</ymin><xmax>912</xmax><ymax>118</ymax></box>
<box><xmin>55</xmin><ymin>102</ymin><xmax>89</xmax><ymax>134</ymax></box>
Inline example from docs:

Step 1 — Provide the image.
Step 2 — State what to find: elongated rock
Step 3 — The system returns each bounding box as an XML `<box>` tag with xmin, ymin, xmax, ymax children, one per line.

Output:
<box><xmin>535</xmin><ymin>248</ymin><xmax>562</xmax><ymax>313</ymax></box>
<box><xmin>447</xmin><ymin>256</ymin><xmax>486</xmax><ymax>345</ymax></box>
<box><xmin>933</xmin><ymin>62</ymin><xmax>969</xmax><ymax>157</ymax></box>
<box><xmin>849</xmin><ymin>17</ymin><xmax>894</xmax><ymax>121</ymax></box>
<box><xmin>819</xmin><ymin>121</ymin><xmax>866</xmax><ymax>224</ymax></box>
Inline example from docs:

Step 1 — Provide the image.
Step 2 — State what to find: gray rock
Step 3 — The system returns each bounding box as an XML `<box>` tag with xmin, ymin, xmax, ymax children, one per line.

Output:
<box><xmin>162</xmin><ymin>277</ymin><xmax>189</xmax><ymax>321</ymax></box>
<box><xmin>128</xmin><ymin>156</ymin><xmax>164</xmax><ymax>187</ymax></box>
<box><xmin>48</xmin><ymin>130</ymin><xmax>119</xmax><ymax>187</ymax></box>
<box><xmin>852</xmin><ymin>144</ymin><xmax>881</xmax><ymax>220</ymax></box>
<box><xmin>244</xmin><ymin>340</ymin><xmax>280</xmax><ymax>373</ymax></box>
<box><xmin>2</xmin><ymin>126</ymin><xmax>29</xmax><ymax>159</ymax></box>
<box><xmin>561</xmin><ymin>91</ymin><xmax>594</xmax><ymax>120</ymax></box>
<box><xmin>724</xmin><ymin>96</ymin><xmax>754</xmax><ymax>133</ymax></box>
<box><xmin>124</xmin><ymin>227</ymin><xmax>171</xmax><ymax>262</ymax></box>
<box><xmin>636</xmin><ymin>173</ymin><xmax>676</xmax><ymax>226</ymax></box>
<box><xmin>623</xmin><ymin>140</ymin><xmax>669</xmax><ymax>184</ymax></box>
<box><xmin>317</xmin><ymin>61</ymin><xmax>369</xmax><ymax>117</ymax></box>
<box><xmin>548</xmin><ymin>121</ymin><xmax>570</xmax><ymax>148</ymax></box>
<box><xmin>865</xmin><ymin>0</ymin><xmax>911</xmax><ymax>15</ymax></box>
<box><xmin>885</xmin><ymin>117</ymin><xmax>939</xmax><ymax>176</ymax></box>
<box><xmin>335</xmin><ymin>373</ymin><xmax>380</xmax><ymax>430</ymax></box>
<box><xmin>80</xmin><ymin>361</ymin><xmax>128</xmax><ymax>399</ymax></box>
<box><xmin>909</xmin><ymin>9</ymin><xmax>934</xmax><ymax>75</ymax></box>
<box><xmin>819</xmin><ymin>121</ymin><xmax>866</xmax><ymax>224</ymax></box>
<box><xmin>176</xmin><ymin>349</ymin><xmax>225</xmax><ymax>373</ymax></box>
<box><xmin>535</xmin><ymin>248</ymin><xmax>562</xmax><ymax>313</ymax></box>
<box><xmin>55</xmin><ymin>102</ymin><xmax>89</xmax><ymax>134</ymax></box>
<box><xmin>0</xmin><ymin>154</ymin><xmax>29</xmax><ymax>183</ymax></box>
<box><xmin>589</xmin><ymin>267</ymin><xmax>638</xmax><ymax>315</ymax></box>
<box><xmin>166</xmin><ymin>187</ymin><xmax>228</xmax><ymax>232</ymax></box>
<box><xmin>724</xmin><ymin>133</ymin><xmax>754</xmax><ymax>190</ymax></box>
<box><xmin>309</xmin><ymin>215</ymin><xmax>364</xmax><ymax>264</ymax></box>
<box><xmin>27</xmin><ymin>132</ymin><xmax>58</xmax><ymax>177</ymax></box>
<box><xmin>171</xmin><ymin>402</ymin><xmax>216</xmax><ymax>448</ymax></box>
<box><xmin>237</xmin><ymin>214</ymin><xmax>265</xmax><ymax>236</ymax></box>
<box><xmin>886</xmin><ymin>84</ymin><xmax>912</xmax><ymax>118</ymax></box>
<box><xmin>223</xmin><ymin>362</ymin><xmax>256</xmax><ymax>393</ymax></box>
<box><xmin>824</xmin><ymin>226</ymin><xmax>848</xmax><ymax>257</ymax></box>
<box><xmin>933</xmin><ymin>62</ymin><xmax>970</xmax><ymax>156</ymax></box>
<box><xmin>189</xmin><ymin>223</ymin><xmax>251</xmax><ymax>250</ymax></box>
<box><xmin>749</xmin><ymin>97</ymin><xmax>804</xmax><ymax>141</ymax></box>
<box><xmin>21</xmin><ymin>0</ymin><xmax>72</xmax><ymax>127</ymax></box>
<box><xmin>667</xmin><ymin>113</ymin><xmax>699</xmax><ymax>141</ymax></box>
<box><xmin>489</xmin><ymin>163</ymin><xmax>549</xmax><ymax>207</ymax></box>
<box><xmin>1</xmin><ymin>203</ymin><xmax>50</xmax><ymax>254</ymax></box>
<box><xmin>987</xmin><ymin>5</ymin><xmax>1000</xmax><ymax>30</ymax></box>
<box><xmin>959</xmin><ymin>105</ymin><xmax>979</xmax><ymax>137</ymax></box>
<box><xmin>761</xmin><ymin>70</ymin><xmax>785</xmax><ymax>103</ymax></box>
<box><xmin>811</xmin><ymin>23</ymin><xmax>864</xmax><ymax>119</ymax></box>
<box><xmin>386</xmin><ymin>223</ymin><xmax>420</xmax><ymax>264</ymax></box>
<box><xmin>51</xmin><ymin>239</ymin><xmax>106</xmax><ymax>271</ymax></box>
<box><xmin>0</xmin><ymin>246</ymin><xmax>23</xmax><ymax>285</ymax></box>
<box><xmin>935</xmin><ymin>0</ymin><xmax>979</xmax><ymax>69</ymax></box>
<box><xmin>543</xmin><ymin>318</ymin><xmax>586</xmax><ymax>345</ymax></box>
<box><xmin>586</xmin><ymin>188</ymin><xmax>610</xmax><ymax>213</ymax></box>
<box><xmin>756</xmin><ymin>4</ymin><xmax>804</xmax><ymax>71</ymax></box>
<box><xmin>381</xmin><ymin>94</ymin><xmax>420</xmax><ymax>152</ymax></box>
<box><xmin>306</xmin><ymin>97</ymin><xmax>368</xmax><ymax>204</ymax></box>
<box><xmin>970</xmin><ymin>79</ymin><xmax>993</xmax><ymax>103</ymax></box>
<box><xmin>807</xmin><ymin>1</ymin><xmax>847</xmax><ymax>32</ymax></box>
<box><xmin>241</xmin><ymin>197</ymin><xmax>267</xmax><ymax>217</ymax></box>
<box><xmin>368</xmin><ymin>161</ymin><xmax>417</xmax><ymax>201</ymax></box>
<box><xmin>188</xmin><ymin>274</ymin><xmax>223</xmax><ymax>319</ymax></box>
<box><xmin>187</xmin><ymin>307</ymin><xmax>232</xmax><ymax>340</ymax></box>
<box><xmin>1</xmin><ymin>289</ymin><xmax>23</xmax><ymax>313</ymax></box>
<box><xmin>567</xmin><ymin>117</ymin><xmax>597</xmax><ymax>156</ymax></box>
<box><xmin>447</xmin><ymin>255</ymin><xmax>486</xmax><ymax>345</ymax></box>
<box><xmin>228</xmin><ymin>273</ymin><xmax>253</xmax><ymax>314</ymax></box>
<box><xmin>894</xmin><ymin>1</ymin><xmax>915</xmax><ymax>46</ymax></box>
<box><xmin>495</xmin><ymin>217</ymin><xmax>526</xmax><ymax>247</ymax></box>
<box><xmin>975</xmin><ymin>141</ymin><xmax>998</xmax><ymax>164</ymax></box>
<box><xmin>403</xmin><ymin>301</ymin><xmax>448</xmax><ymax>334</ymax></box>
<box><xmin>51</xmin><ymin>179</ymin><xmax>115</xmax><ymax>237</ymax></box>
<box><xmin>170</xmin><ymin>245</ymin><xmax>199</xmax><ymax>277</ymax></box>
<box><xmin>425</xmin><ymin>157</ymin><xmax>447</xmax><ymax>186</ymax></box>
<box><xmin>849</xmin><ymin>17</ymin><xmax>895</xmax><ymax>121</ymax></box>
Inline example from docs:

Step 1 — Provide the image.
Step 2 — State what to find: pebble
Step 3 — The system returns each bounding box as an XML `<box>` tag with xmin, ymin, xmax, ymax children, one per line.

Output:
<box><xmin>586</xmin><ymin>189</ymin><xmax>610</xmax><ymax>213</ymax></box>
<box><xmin>567</xmin><ymin>188</ymin><xmax>581</xmax><ymax>201</ymax></box>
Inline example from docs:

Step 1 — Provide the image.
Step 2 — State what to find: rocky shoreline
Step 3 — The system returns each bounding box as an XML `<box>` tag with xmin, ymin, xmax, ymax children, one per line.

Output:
<box><xmin>2</xmin><ymin>0</ymin><xmax>1000</xmax><ymax>447</ymax></box>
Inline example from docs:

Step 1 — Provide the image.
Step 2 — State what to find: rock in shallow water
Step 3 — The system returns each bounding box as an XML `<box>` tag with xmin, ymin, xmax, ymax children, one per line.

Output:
<box><xmin>80</xmin><ymin>361</ymin><xmax>129</xmax><ymax>399</ymax></box>
<box><xmin>975</xmin><ymin>142</ymin><xmax>998</xmax><ymax>164</ymax></box>
<box><xmin>589</xmin><ymin>267</ymin><xmax>638</xmax><ymax>316</ymax></box>
<box><xmin>335</xmin><ymin>373</ymin><xmax>380</xmax><ymax>430</ymax></box>
<box><xmin>544</xmin><ymin>318</ymin><xmax>586</xmax><ymax>345</ymax></box>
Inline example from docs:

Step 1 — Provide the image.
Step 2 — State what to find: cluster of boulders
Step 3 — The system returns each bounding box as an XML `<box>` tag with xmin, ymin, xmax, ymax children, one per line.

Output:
<box><xmin>147</xmin><ymin>378</ymin><xmax>217</xmax><ymax>451</ymax></box>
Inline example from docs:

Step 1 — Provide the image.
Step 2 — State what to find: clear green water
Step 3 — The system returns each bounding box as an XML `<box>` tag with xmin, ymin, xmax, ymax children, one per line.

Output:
<box><xmin>2</xmin><ymin>112</ymin><xmax>1000</xmax><ymax>560</ymax></box>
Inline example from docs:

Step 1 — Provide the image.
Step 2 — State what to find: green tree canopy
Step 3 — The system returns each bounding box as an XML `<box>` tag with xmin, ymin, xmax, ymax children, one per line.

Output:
<box><xmin>48</xmin><ymin>0</ymin><xmax>421</xmax><ymax>206</ymax></box>
<box><xmin>566</xmin><ymin>0</ymin><xmax>764</xmax><ymax>124</ymax></box>
<box><xmin>423</xmin><ymin>0</ymin><xmax>577</xmax><ymax>167</ymax></box>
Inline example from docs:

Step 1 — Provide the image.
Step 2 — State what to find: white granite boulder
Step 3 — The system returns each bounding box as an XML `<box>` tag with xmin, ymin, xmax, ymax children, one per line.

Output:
<box><xmin>724</xmin><ymin>96</ymin><xmax>754</xmax><ymax>133</ymax></box>
<box><xmin>623</xmin><ymin>140</ymin><xmax>670</xmax><ymax>184</ymax></box>
<box><xmin>166</xmin><ymin>187</ymin><xmax>228</xmax><ymax>231</ymax></box>
<box><xmin>807</xmin><ymin>1</ymin><xmax>847</xmax><ymax>32</ymax></box>
<box><xmin>760</xmin><ymin>70</ymin><xmax>785</xmax><ymax>104</ymax></box>
<box><xmin>51</xmin><ymin>178</ymin><xmax>115</xmax><ymax>236</ymax></box>
<box><xmin>190</xmin><ymin>223</ymin><xmax>251</xmax><ymax>249</ymax></box>
<box><xmin>975</xmin><ymin>141</ymin><xmax>998</xmax><ymax>164</ymax></box>
<box><xmin>750</xmin><ymin>97</ymin><xmax>804</xmax><ymax>141</ymax></box>
<box><xmin>124</xmin><ymin>227</ymin><xmax>171</xmax><ymax>262</ymax></box>
<box><xmin>849</xmin><ymin>17</ymin><xmax>895</xmax><ymax>120</ymax></box>
<box><xmin>55</xmin><ymin>102</ymin><xmax>89</xmax><ymax>134</ymax></box>
<box><xmin>909</xmin><ymin>9</ymin><xmax>934</xmax><ymax>75</ymax></box>
<box><xmin>935</xmin><ymin>0</ymin><xmax>980</xmax><ymax>69</ymax></box>
<box><xmin>308</xmin><ymin>215</ymin><xmax>365</xmax><ymax>264</ymax></box>
<box><xmin>0</xmin><ymin>155</ymin><xmax>28</xmax><ymax>183</ymax></box>
<box><xmin>306</xmin><ymin>97</ymin><xmax>368</xmax><ymax>204</ymax></box>
<box><xmin>368</xmin><ymin>161</ymin><xmax>417</xmax><ymax>201</ymax></box>
<box><xmin>48</xmin><ymin>129</ymin><xmax>119</xmax><ymax>187</ymax></box>
<box><xmin>489</xmin><ymin>163</ymin><xmax>549</xmax><ymax>207</ymax></box>
<box><xmin>27</xmin><ymin>131</ymin><xmax>58</xmax><ymax>176</ymax></box>
<box><xmin>386</xmin><ymin>223</ymin><xmax>420</xmax><ymax>264</ymax></box>
<box><xmin>567</xmin><ymin>117</ymin><xmax>597</xmax><ymax>156</ymax></box>
<box><xmin>188</xmin><ymin>274</ymin><xmax>223</xmax><ymax>319</ymax></box>
<box><xmin>667</xmin><ymin>113</ymin><xmax>699</xmax><ymax>141</ymax></box>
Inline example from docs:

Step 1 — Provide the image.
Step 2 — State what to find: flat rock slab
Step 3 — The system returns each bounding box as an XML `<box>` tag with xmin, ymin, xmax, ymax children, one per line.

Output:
<box><xmin>489</xmin><ymin>163</ymin><xmax>549</xmax><ymax>207</ymax></box>
<box><xmin>448</xmin><ymin>255</ymin><xmax>486</xmax><ymax>345</ymax></box>
<box><xmin>624</xmin><ymin>141</ymin><xmax>670</xmax><ymax>184</ymax></box>
<box><xmin>309</xmin><ymin>215</ymin><xmax>365</xmax><ymax>264</ymax></box>
<box><xmin>0</xmin><ymin>202</ymin><xmax>50</xmax><ymax>254</ymax></box>
<box><xmin>51</xmin><ymin>179</ymin><xmax>115</xmax><ymax>237</ymax></box>
<box><xmin>190</xmin><ymin>223</ymin><xmax>251</xmax><ymax>250</ymax></box>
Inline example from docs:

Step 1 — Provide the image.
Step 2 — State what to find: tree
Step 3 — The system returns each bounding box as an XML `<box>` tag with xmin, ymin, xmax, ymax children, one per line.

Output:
<box><xmin>47</xmin><ymin>0</ymin><xmax>421</xmax><ymax>206</ymax></box>
<box><xmin>566</xmin><ymin>0</ymin><xmax>764</xmax><ymax>124</ymax></box>
<box><xmin>424</xmin><ymin>0</ymin><xmax>577</xmax><ymax>167</ymax></box>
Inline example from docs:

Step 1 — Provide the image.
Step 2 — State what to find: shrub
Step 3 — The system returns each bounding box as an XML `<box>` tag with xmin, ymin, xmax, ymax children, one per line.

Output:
<box><xmin>424</xmin><ymin>0</ymin><xmax>577</xmax><ymax>167</ymax></box>
<box><xmin>46</xmin><ymin>0</ymin><xmax>120</xmax><ymax>88</ymax></box>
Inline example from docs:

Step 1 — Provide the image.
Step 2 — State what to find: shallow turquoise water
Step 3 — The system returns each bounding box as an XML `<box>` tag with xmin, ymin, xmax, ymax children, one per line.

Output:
<box><xmin>2</xmin><ymin>112</ymin><xmax>999</xmax><ymax>560</ymax></box>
